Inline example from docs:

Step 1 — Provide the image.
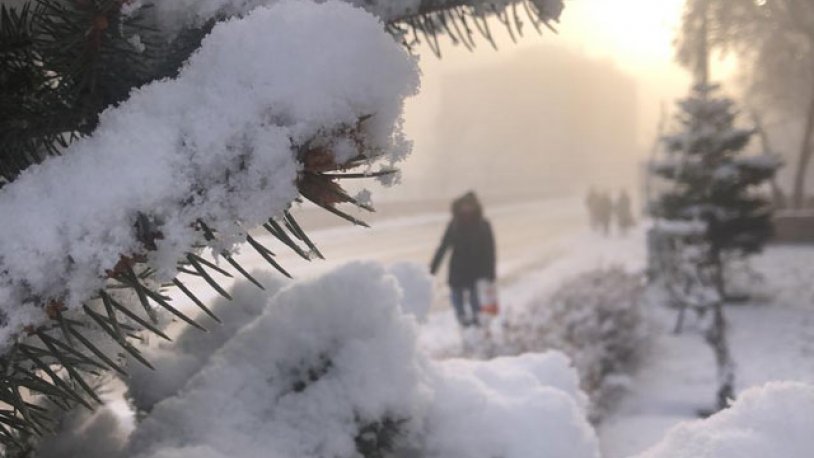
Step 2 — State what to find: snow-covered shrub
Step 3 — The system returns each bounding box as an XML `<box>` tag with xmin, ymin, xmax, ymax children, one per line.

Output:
<box><xmin>424</xmin><ymin>353</ymin><xmax>599</xmax><ymax>458</ymax></box>
<box><xmin>502</xmin><ymin>267</ymin><xmax>647</xmax><ymax>418</ymax></box>
<box><xmin>0</xmin><ymin>1</ymin><xmax>420</xmax><ymax>443</ymax></box>
<box><xmin>126</xmin><ymin>262</ymin><xmax>423</xmax><ymax>458</ymax></box>
<box><xmin>125</xmin><ymin>262</ymin><xmax>599</xmax><ymax>458</ymax></box>
<box><xmin>636</xmin><ymin>381</ymin><xmax>814</xmax><ymax>458</ymax></box>
<box><xmin>387</xmin><ymin>261</ymin><xmax>433</xmax><ymax>322</ymax></box>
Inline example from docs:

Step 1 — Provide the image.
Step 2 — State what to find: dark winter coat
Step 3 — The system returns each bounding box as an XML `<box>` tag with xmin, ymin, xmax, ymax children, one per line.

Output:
<box><xmin>430</xmin><ymin>201</ymin><xmax>496</xmax><ymax>288</ymax></box>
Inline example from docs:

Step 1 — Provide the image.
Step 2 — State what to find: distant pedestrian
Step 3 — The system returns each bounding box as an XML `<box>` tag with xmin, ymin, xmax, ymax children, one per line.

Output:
<box><xmin>585</xmin><ymin>188</ymin><xmax>601</xmax><ymax>231</ymax></box>
<box><xmin>614</xmin><ymin>190</ymin><xmax>635</xmax><ymax>235</ymax></box>
<box><xmin>596</xmin><ymin>191</ymin><xmax>613</xmax><ymax>236</ymax></box>
<box><xmin>430</xmin><ymin>192</ymin><xmax>496</xmax><ymax>327</ymax></box>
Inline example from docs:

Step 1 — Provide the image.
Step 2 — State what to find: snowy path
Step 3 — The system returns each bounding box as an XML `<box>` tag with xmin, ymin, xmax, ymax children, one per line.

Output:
<box><xmin>419</xmin><ymin>226</ymin><xmax>647</xmax><ymax>358</ymax></box>
<box><xmin>599</xmin><ymin>245</ymin><xmax>814</xmax><ymax>458</ymax></box>
<box><xmin>171</xmin><ymin>196</ymin><xmax>586</xmax><ymax>308</ymax></box>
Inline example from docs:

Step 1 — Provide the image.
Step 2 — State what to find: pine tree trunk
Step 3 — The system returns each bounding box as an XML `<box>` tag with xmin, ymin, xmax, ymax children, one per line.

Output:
<box><xmin>792</xmin><ymin>91</ymin><xmax>814</xmax><ymax>208</ymax></box>
<box><xmin>706</xmin><ymin>300</ymin><xmax>735</xmax><ymax>410</ymax></box>
<box><xmin>706</xmin><ymin>252</ymin><xmax>735</xmax><ymax>411</ymax></box>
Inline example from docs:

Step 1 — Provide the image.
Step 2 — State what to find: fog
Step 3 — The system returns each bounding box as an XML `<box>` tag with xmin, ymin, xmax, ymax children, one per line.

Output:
<box><xmin>368</xmin><ymin>1</ymin><xmax>693</xmax><ymax>206</ymax></box>
<box><xmin>397</xmin><ymin>45</ymin><xmax>640</xmax><ymax>201</ymax></box>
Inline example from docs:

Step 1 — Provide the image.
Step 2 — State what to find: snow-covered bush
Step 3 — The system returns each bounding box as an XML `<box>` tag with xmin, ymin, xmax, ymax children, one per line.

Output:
<box><xmin>636</xmin><ymin>381</ymin><xmax>814</xmax><ymax>458</ymax></box>
<box><xmin>425</xmin><ymin>353</ymin><xmax>599</xmax><ymax>458</ymax></box>
<box><xmin>502</xmin><ymin>267</ymin><xmax>647</xmax><ymax>418</ymax></box>
<box><xmin>125</xmin><ymin>262</ymin><xmax>599</xmax><ymax>458</ymax></box>
<box><xmin>126</xmin><ymin>262</ymin><xmax>424</xmax><ymax>458</ymax></box>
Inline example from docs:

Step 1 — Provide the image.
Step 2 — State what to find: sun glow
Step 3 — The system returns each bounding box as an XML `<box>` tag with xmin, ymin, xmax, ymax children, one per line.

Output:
<box><xmin>558</xmin><ymin>0</ymin><xmax>686</xmax><ymax>73</ymax></box>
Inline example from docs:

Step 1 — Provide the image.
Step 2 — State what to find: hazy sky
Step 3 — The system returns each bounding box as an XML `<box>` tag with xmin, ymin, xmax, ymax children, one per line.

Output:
<box><xmin>406</xmin><ymin>0</ymin><xmax>693</xmax><ymax>149</ymax></box>
<box><xmin>387</xmin><ymin>0</ymin><xmax>702</xmax><ymax>202</ymax></box>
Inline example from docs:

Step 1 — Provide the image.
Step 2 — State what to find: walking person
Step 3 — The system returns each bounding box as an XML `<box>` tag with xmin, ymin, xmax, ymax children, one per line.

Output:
<box><xmin>596</xmin><ymin>191</ymin><xmax>613</xmax><ymax>236</ymax></box>
<box><xmin>430</xmin><ymin>192</ymin><xmax>496</xmax><ymax>327</ymax></box>
<box><xmin>585</xmin><ymin>188</ymin><xmax>600</xmax><ymax>231</ymax></box>
<box><xmin>614</xmin><ymin>189</ymin><xmax>635</xmax><ymax>236</ymax></box>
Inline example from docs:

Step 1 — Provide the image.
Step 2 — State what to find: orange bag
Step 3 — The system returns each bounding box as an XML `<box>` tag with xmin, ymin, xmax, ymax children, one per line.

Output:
<box><xmin>477</xmin><ymin>280</ymin><xmax>500</xmax><ymax>316</ymax></box>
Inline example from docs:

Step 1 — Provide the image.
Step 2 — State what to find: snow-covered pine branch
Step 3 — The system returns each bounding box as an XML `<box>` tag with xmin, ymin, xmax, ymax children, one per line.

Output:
<box><xmin>151</xmin><ymin>0</ymin><xmax>564</xmax><ymax>30</ymax></box>
<box><xmin>0</xmin><ymin>0</ymin><xmax>418</xmax><ymax>348</ymax></box>
<box><xmin>149</xmin><ymin>0</ymin><xmax>564</xmax><ymax>57</ymax></box>
<box><xmin>0</xmin><ymin>0</ymin><xmax>570</xmax><ymax>450</ymax></box>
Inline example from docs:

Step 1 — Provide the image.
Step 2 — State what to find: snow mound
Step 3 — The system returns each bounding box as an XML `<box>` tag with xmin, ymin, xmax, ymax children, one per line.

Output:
<box><xmin>426</xmin><ymin>353</ymin><xmax>598</xmax><ymax>458</ymax></box>
<box><xmin>0</xmin><ymin>0</ymin><xmax>418</xmax><ymax>348</ymax></box>
<box><xmin>387</xmin><ymin>261</ymin><xmax>433</xmax><ymax>322</ymax></box>
<box><xmin>636</xmin><ymin>382</ymin><xmax>814</xmax><ymax>458</ymax></box>
<box><xmin>127</xmin><ymin>262</ymin><xmax>425</xmax><ymax>457</ymax></box>
<box><xmin>127</xmin><ymin>262</ymin><xmax>598</xmax><ymax>458</ymax></box>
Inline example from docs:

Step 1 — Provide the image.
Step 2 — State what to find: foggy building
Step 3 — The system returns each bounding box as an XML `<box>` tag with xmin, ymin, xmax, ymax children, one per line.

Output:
<box><xmin>427</xmin><ymin>45</ymin><xmax>640</xmax><ymax>200</ymax></box>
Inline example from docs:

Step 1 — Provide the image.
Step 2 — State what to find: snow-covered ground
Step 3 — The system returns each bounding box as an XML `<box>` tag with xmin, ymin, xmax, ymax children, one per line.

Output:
<box><xmin>415</xmin><ymin>216</ymin><xmax>814</xmax><ymax>457</ymax></box>
<box><xmin>31</xmin><ymin>194</ymin><xmax>814</xmax><ymax>457</ymax></box>
<box><xmin>600</xmin><ymin>244</ymin><xmax>814</xmax><ymax>457</ymax></box>
<box><xmin>450</xmin><ymin>216</ymin><xmax>814</xmax><ymax>457</ymax></box>
<box><xmin>418</xmin><ymin>226</ymin><xmax>646</xmax><ymax>358</ymax></box>
<box><xmin>169</xmin><ymin>196</ymin><xmax>586</xmax><ymax>309</ymax></box>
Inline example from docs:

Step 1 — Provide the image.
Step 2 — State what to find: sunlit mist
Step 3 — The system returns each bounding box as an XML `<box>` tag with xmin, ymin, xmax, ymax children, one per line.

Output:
<box><xmin>384</xmin><ymin>0</ymin><xmax>694</xmax><ymax>204</ymax></box>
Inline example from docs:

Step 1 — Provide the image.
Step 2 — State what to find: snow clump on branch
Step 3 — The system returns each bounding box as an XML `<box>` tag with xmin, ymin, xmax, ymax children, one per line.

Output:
<box><xmin>0</xmin><ymin>0</ymin><xmax>419</xmax><ymax>349</ymax></box>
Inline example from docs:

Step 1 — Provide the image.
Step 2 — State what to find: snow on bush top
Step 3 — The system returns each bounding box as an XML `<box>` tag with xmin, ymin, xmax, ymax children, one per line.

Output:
<box><xmin>427</xmin><ymin>353</ymin><xmax>598</xmax><ymax>458</ymax></box>
<box><xmin>636</xmin><ymin>381</ymin><xmax>814</xmax><ymax>458</ymax></box>
<box><xmin>126</xmin><ymin>262</ymin><xmax>599</xmax><ymax>458</ymax></box>
<box><xmin>0</xmin><ymin>0</ymin><xmax>419</xmax><ymax>348</ymax></box>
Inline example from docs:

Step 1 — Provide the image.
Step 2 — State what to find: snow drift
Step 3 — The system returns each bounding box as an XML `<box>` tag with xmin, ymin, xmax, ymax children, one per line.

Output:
<box><xmin>636</xmin><ymin>381</ymin><xmax>814</xmax><ymax>458</ymax></box>
<box><xmin>126</xmin><ymin>262</ymin><xmax>600</xmax><ymax>458</ymax></box>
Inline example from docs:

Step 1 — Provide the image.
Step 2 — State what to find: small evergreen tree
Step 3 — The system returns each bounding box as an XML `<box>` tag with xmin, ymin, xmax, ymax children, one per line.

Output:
<box><xmin>650</xmin><ymin>82</ymin><xmax>781</xmax><ymax>410</ymax></box>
